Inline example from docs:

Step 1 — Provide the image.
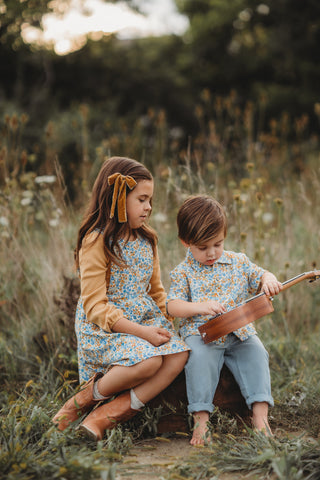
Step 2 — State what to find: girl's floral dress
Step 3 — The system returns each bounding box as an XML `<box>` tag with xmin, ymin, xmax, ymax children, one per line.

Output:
<box><xmin>75</xmin><ymin>237</ymin><xmax>188</xmax><ymax>383</ymax></box>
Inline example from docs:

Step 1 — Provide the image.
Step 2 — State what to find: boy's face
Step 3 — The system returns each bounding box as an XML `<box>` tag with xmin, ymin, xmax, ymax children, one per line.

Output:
<box><xmin>182</xmin><ymin>230</ymin><xmax>225</xmax><ymax>266</ymax></box>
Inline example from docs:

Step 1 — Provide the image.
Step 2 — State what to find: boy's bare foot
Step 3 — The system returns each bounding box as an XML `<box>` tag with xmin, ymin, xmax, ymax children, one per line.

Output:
<box><xmin>190</xmin><ymin>411</ymin><xmax>211</xmax><ymax>446</ymax></box>
<box><xmin>252</xmin><ymin>401</ymin><xmax>273</xmax><ymax>436</ymax></box>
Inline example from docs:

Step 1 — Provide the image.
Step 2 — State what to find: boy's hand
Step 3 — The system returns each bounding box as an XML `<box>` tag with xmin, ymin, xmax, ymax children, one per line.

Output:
<box><xmin>261</xmin><ymin>272</ymin><xmax>283</xmax><ymax>296</ymax></box>
<box><xmin>196</xmin><ymin>300</ymin><xmax>226</xmax><ymax>316</ymax></box>
<box><xmin>140</xmin><ymin>326</ymin><xmax>172</xmax><ymax>346</ymax></box>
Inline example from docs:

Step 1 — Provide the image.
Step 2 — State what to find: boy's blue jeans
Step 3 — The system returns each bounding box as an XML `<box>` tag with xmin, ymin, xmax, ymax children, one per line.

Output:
<box><xmin>184</xmin><ymin>333</ymin><xmax>274</xmax><ymax>413</ymax></box>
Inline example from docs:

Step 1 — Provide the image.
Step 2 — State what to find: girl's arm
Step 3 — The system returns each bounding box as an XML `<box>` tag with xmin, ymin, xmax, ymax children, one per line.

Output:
<box><xmin>112</xmin><ymin>317</ymin><xmax>171</xmax><ymax>346</ymax></box>
<box><xmin>167</xmin><ymin>298</ymin><xmax>226</xmax><ymax>318</ymax></box>
<box><xmin>79</xmin><ymin>232</ymin><xmax>124</xmax><ymax>332</ymax></box>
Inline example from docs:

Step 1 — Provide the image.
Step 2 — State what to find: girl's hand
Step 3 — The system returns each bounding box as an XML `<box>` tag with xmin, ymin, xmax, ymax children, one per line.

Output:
<box><xmin>196</xmin><ymin>300</ymin><xmax>226</xmax><ymax>316</ymax></box>
<box><xmin>261</xmin><ymin>272</ymin><xmax>283</xmax><ymax>296</ymax></box>
<box><xmin>140</xmin><ymin>325</ymin><xmax>172</xmax><ymax>347</ymax></box>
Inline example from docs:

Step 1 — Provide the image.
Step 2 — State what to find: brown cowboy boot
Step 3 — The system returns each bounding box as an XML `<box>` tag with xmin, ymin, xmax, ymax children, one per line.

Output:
<box><xmin>52</xmin><ymin>372</ymin><xmax>104</xmax><ymax>431</ymax></box>
<box><xmin>79</xmin><ymin>391</ymin><xmax>139</xmax><ymax>441</ymax></box>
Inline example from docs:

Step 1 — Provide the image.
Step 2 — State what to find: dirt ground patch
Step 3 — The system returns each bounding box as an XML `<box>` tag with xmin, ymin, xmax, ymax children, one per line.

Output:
<box><xmin>117</xmin><ymin>436</ymin><xmax>193</xmax><ymax>479</ymax></box>
<box><xmin>115</xmin><ymin>429</ymin><xmax>318</xmax><ymax>480</ymax></box>
<box><xmin>116</xmin><ymin>436</ymin><xmax>258</xmax><ymax>479</ymax></box>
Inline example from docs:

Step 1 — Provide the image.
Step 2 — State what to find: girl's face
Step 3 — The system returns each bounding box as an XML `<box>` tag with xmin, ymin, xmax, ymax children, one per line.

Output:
<box><xmin>181</xmin><ymin>229</ymin><xmax>225</xmax><ymax>266</ymax></box>
<box><xmin>126</xmin><ymin>179</ymin><xmax>154</xmax><ymax>229</ymax></box>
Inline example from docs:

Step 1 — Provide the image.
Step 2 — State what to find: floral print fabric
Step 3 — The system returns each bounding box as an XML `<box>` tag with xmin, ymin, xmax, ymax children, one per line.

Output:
<box><xmin>167</xmin><ymin>249</ymin><xmax>265</xmax><ymax>344</ymax></box>
<box><xmin>75</xmin><ymin>236</ymin><xmax>188</xmax><ymax>383</ymax></box>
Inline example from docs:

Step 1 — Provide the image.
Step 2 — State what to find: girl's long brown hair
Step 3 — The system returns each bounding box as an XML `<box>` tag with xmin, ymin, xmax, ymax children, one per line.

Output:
<box><xmin>75</xmin><ymin>156</ymin><xmax>157</xmax><ymax>269</ymax></box>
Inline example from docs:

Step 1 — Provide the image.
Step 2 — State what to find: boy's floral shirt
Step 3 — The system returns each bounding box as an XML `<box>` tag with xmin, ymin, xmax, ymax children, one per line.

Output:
<box><xmin>167</xmin><ymin>249</ymin><xmax>265</xmax><ymax>344</ymax></box>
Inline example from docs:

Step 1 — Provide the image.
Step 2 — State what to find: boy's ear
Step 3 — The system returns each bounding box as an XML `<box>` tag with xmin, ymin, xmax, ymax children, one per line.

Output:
<box><xmin>180</xmin><ymin>239</ymin><xmax>189</xmax><ymax>248</ymax></box>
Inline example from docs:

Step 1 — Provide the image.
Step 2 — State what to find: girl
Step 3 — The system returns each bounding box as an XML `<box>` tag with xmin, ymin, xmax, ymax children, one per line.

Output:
<box><xmin>167</xmin><ymin>195</ymin><xmax>282</xmax><ymax>445</ymax></box>
<box><xmin>53</xmin><ymin>156</ymin><xmax>189</xmax><ymax>440</ymax></box>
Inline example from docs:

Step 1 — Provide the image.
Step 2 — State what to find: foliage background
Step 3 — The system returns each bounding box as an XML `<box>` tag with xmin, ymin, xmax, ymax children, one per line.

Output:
<box><xmin>1</xmin><ymin>1</ymin><xmax>320</xmax><ymax>479</ymax></box>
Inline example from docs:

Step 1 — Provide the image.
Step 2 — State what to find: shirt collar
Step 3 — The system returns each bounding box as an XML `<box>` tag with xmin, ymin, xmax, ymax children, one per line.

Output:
<box><xmin>186</xmin><ymin>249</ymin><xmax>231</xmax><ymax>271</ymax></box>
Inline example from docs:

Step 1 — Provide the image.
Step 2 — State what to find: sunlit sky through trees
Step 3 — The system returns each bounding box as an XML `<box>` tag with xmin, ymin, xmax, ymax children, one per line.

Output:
<box><xmin>21</xmin><ymin>0</ymin><xmax>189</xmax><ymax>55</ymax></box>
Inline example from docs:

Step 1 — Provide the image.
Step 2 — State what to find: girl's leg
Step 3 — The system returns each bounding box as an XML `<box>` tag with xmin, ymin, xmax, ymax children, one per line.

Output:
<box><xmin>224</xmin><ymin>334</ymin><xmax>273</xmax><ymax>435</ymax></box>
<box><xmin>133</xmin><ymin>350</ymin><xmax>189</xmax><ymax>402</ymax></box>
<box><xmin>95</xmin><ymin>351</ymin><xmax>188</xmax><ymax>400</ymax></box>
<box><xmin>79</xmin><ymin>350</ymin><xmax>189</xmax><ymax>440</ymax></box>
<box><xmin>53</xmin><ymin>356</ymin><xmax>164</xmax><ymax>431</ymax></box>
<box><xmin>184</xmin><ymin>336</ymin><xmax>225</xmax><ymax>445</ymax></box>
<box><xmin>95</xmin><ymin>355</ymin><xmax>164</xmax><ymax>397</ymax></box>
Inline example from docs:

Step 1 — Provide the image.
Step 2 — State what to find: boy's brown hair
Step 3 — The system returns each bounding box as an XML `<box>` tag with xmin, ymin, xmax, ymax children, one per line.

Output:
<box><xmin>177</xmin><ymin>195</ymin><xmax>227</xmax><ymax>245</ymax></box>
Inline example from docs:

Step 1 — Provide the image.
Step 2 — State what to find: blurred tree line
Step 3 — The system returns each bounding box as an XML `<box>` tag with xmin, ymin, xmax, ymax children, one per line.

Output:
<box><xmin>1</xmin><ymin>0</ymin><xmax>320</xmax><ymax>182</ymax></box>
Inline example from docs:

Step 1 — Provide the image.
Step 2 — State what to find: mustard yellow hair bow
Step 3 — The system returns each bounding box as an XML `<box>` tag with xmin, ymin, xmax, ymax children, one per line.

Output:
<box><xmin>108</xmin><ymin>172</ymin><xmax>137</xmax><ymax>223</ymax></box>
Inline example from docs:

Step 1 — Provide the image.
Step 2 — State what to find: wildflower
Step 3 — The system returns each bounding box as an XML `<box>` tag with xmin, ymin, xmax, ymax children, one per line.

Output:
<box><xmin>10</xmin><ymin>114</ymin><xmax>19</xmax><ymax>132</ymax></box>
<box><xmin>169</xmin><ymin>127</ymin><xmax>183</xmax><ymax>140</ymax></box>
<box><xmin>262</xmin><ymin>212</ymin><xmax>273</xmax><ymax>224</ymax></box>
<box><xmin>49</xmin><ymin>218</ymin><xmax>60</xmax><ymax>228</ymax></box>
<box><xmin>240</xmin><ymin>178</ymin><xmax>251</xmax><ymax>189</ymax></box>
<box><xmin>45</xmin><ymin>121</ymin><xmax>54</xmax><ymax>138</ymax></box>
<box><xmin>153</xmin><ymin>212</ymin><xmax>168</xmax><ymax>223</ymax></box>
<box><xmin>0</xmin><ymin>216</ymin><xmax>9</xmax><ymax>227</ymax></box>
<box><xmin>200</xmin><ymin>88</ymin><xmax>211</xmax><ymax>102</ymax></box>
<box><xmin>158</xmin><ymin>166</ymin><xmax>170</xmax><ymax>180</ymax></box>
<box><xmin>274</xmin><ymin>198</ymin><xmax>283</xmax><ymax>206</ymax></box>
<box><xmin>34</xmin><ymin>175</ymin><xmax>56</xmax><ymax>185</ymax></box>
<box><xmin>314</xmin><ymin>103</ymin><xmax>320</xmax><ymax>116</ymax></box>
<box><xmin>22</xmin><ymin>190</ymin><xmax>33</xmax><ymax>198</ymax></box>
<box><xmin>256</xmin><ymin>4</ymin><xmax>270</xmax><ymax>15</ymax></box>
<box><xmin>21</xmin><ymin>197</ymin><xmax>32</xmax><ymax>206</ymax></box>
<box><xmin>256</xmin><ymin>192</ymin><xmax>263</xmax><ymax>202</ymax></box>
<box><xmin>246</xmin><ymin>162</ymin><xmax>254</xmax><ymax>171</ymax></box>
<box><xmin>195</xmin><ymin>105</ymin><xmax>203</xmax><ymax>119</ymax></box>
<box><xmin>20</xmin><ymin>113</ymin><xmax>29</xmax><ymax>125</ymax></box>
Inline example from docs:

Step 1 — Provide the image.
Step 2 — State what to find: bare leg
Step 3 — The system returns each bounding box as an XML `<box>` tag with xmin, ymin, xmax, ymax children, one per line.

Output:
<box><xmin>96</xmin><ymin>351</ymin><xmax>189</xmax><ymax>403</ymax></box>
<box><xmin>134</xmin><ymin>351</ymin><xmax>189</xmax><ymax>403</ymax></box>
<box><xmin>96</xmin><ymin>356</ymin><xmax>163</xmax><ymax>397</ymax></box>
<box><xmin>252</xmin><ymin>401</ymin><xmax>272</xmax><ymax>435</ymax></box>
<box><xmin>190</xmin><ymin>411</ymin><xmax>211</xmax><ymax>446</ymax></box>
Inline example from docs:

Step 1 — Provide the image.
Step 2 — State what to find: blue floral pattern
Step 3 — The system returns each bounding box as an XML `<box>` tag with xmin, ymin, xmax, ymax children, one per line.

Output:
<box><xmin>167</xmin><ymin>249</ymin><xmax>265</xmax><ymax>344</ymax></box>
<box><xmin>75</xmin><ymin>237</ymin><xmax>188</xmax><ymax>383</ymax></box>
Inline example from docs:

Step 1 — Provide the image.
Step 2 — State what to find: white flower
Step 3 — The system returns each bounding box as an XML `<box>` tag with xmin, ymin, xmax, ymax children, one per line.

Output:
<box><xmin>21</xmin><ymin>197</ymin><xmax>32</xmax><ymax>206</ymax></box>
<box><xmin>262</xmin><ymin>212</ymin><xmax>274</xmax><ymax>224</ymax></box>
<box><xmin>153</xmin><ymin>212</ymin><xmax>168</xmax><ymax>223</ymax></box>
<box><xmin>35</xmin><ymin>175</ymin><xmax>56</xmax><ymax>185</ymax></box>
<box><xmin>0</xmin><ymin>216</ymin><xmax>9</xmax><ymax>227</ymax></box>
<box><xmin>22</xmin><ymin>190</ymin><xmax>33</xmax><ymax>198</ymax></box>
<box><xmin>49</xmin><ymin>218</ymin><xmax>60</xmax><ymax>227</ymax></box>
<box><xmin>256</xmin><ymin>4</ymin><xmax>270</xmax><ymax>15</ymax></box>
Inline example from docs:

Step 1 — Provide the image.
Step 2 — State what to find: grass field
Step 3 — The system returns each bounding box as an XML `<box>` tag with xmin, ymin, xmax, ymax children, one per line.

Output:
<box><xmin>1</xmin><ymin>95</ymin><xmax>320</xmax><ymax>479</ymax></box>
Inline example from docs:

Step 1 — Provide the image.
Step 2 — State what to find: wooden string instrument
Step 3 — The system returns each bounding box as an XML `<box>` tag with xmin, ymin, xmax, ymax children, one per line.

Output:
<box><xmin>198</xmin><ymin>270</ymin><xmax>320</xmax><ymax>344</ymax></box>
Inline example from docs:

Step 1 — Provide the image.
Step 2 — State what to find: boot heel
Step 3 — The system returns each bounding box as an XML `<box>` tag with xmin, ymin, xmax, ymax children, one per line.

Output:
<box><xmin>52</xmin><ymin>372</ymin><xmax>104</xmax><ymax>431</ymax></box>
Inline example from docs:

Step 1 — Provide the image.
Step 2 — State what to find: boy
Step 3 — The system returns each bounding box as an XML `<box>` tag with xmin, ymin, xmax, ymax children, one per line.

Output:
<box><xmin>167</xmin><ymin>195</ymin><xmax>282</xmax><ymax>445</ymax></box>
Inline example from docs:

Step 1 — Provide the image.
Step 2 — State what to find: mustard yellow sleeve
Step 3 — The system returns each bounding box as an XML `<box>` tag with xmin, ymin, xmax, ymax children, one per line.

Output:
<box><xmin>79</xmin><ymin>231</ymin><xmax>124</xmax><ymax>332</ymax></box>
<box><xmin>148</xmin><ymin>248</ymin><xmax>172</xmax><ymax>321</ymax></box>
